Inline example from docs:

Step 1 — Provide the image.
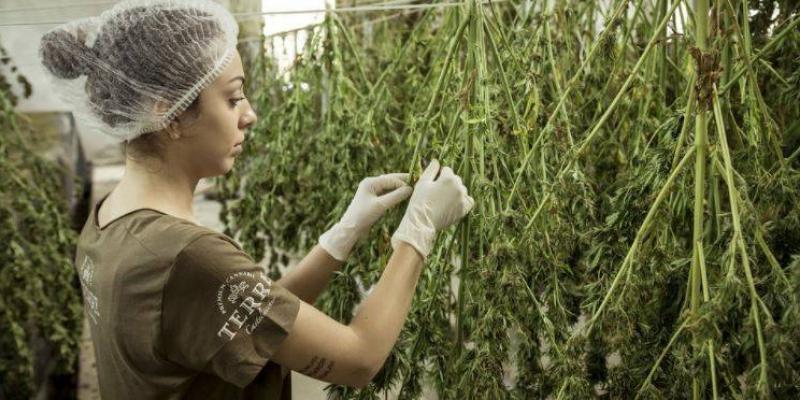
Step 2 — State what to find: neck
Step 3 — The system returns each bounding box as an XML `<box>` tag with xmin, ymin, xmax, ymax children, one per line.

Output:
<box><xmin>114</xmin><ymin>157</ymin><xmax>199</xmax><ymax>220</ymax></box>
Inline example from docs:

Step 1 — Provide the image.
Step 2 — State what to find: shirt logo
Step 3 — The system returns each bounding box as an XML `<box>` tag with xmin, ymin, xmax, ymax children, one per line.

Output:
<box><xmin>79</xmin><ymin>255</ymin><xmax>101</xmax><ymax>325</ymax></box>
<box><xmin>215</xmin><ymin>271</ymin><xmax>276</xmax><ymax>341</ymax></box>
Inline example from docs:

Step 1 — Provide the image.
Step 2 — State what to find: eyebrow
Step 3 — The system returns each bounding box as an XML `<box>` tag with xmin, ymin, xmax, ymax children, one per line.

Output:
<box><xmin>228</xmin><ymin>76</ymin><xmax>245</xmax><ymax>85</ymax></box>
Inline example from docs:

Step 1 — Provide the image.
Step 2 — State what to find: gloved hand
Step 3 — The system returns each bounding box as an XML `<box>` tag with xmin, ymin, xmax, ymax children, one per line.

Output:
<box><xmin>319</xmin><ymin>173</ymin><xmax>413</xmax><ymax>261</ymax></box>
<box><xmin>391</xmin><ymin>159</ymin><xmax>475</xmax><ymax>259</ymax></box>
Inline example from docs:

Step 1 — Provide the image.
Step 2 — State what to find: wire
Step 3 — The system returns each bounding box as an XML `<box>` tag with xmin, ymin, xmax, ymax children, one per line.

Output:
<box><xmin>338</xmin><ymin>0</ymin><xmax>411</xmax><ymax>6</ymax></box>
<box><xmin>4</xmin><ymin>1</ymin><xmax>488</xmax><ymax>69</ymax></box>
<box><xmin>0</xmin><ymin>0</ymin><xmax>508</xmax><ymax>27</ymax></box>
<box><xmin>240</xmin><ymin>0</ymin><xmax>429</xmax><ymax>43</ymax></box>
<box><xmin>0</xmin><ymin>0</ymin><xmax>414</xmax><ymax>14</ymax></box>
<box><xmin>0</xmin><ymin>1</ymin><xmax>117</xmax><ymax>13</ymax></box>
<box><xmin>238</xmin><ymin>8</ymin><xmax>408</xmax><ymax>44</ymax></box>
<box><xmin>338</xmin><ymin>0</ymin><xmax>421</xmax><ymax>7</ymax></box>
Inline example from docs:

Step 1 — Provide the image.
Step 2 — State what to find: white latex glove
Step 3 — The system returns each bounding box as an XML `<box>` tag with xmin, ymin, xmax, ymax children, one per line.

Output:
<box><xmin>319</xmin><ymin>173</ymin><xmax>413</xmax><ymax>261</ymax></box>
<box><xmin>391</xmin><ymin>159</ymin><xmax>475</xmax><ymax>259</ymax></box>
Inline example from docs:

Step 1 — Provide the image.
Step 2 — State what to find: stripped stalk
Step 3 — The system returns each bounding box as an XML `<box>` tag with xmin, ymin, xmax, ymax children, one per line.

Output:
<box><xmin>543</xmin><ymin>22</ymin><xmax>575</xmax><ymax>146</ymax></box>
<box><xmin>690</xmin><ymin>0</ymin><xmax>709</xmax><ymax>397</ymax></box>
<box><xmin>456</xmin><ymin>0</ymin><xmax>483</xmax><ymax>351</ymax></box>
<box><xmin>696</xmin><ymin>242</ymin><xmax>719</xmax><ymax>399</ymax></box>
<box><xmin>672</xmin><ymin>75</ymin><xmax>697</xmax><ymax>169</ymax></box>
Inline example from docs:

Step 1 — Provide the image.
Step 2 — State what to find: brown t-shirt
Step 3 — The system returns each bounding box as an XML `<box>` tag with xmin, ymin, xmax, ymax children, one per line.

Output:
<box><xmin>74</xmin><ymin>192</ymin><xmax>301</xmax><ymax>399</ymax></box>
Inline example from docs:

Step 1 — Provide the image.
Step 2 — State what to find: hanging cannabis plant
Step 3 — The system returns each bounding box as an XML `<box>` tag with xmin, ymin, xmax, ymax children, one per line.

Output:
<box><xmin>219</xmin><ymin>0</ymin><xmax>799</xmax><ymax>398</ymax></box>
<box><xmin>0</xmin><ymin>44</ymin><xmax>83</xmax><ymax>399</ymax></box>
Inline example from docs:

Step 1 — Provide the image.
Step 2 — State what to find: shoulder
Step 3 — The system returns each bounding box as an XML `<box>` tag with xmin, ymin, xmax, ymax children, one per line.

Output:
<box><xmin>122</xmin><ymin>212</ymin><xmax>231</xmax><ymax>260</ymax></box>
<box><xmin>167</xmin><ymin>229</ymin><xmax>260</xmax><ymax>293</ymax></box>
<box><xmin>177</xmin><ymin>230</ymin><xmax>252</xmax><ymax>269</ymax></box>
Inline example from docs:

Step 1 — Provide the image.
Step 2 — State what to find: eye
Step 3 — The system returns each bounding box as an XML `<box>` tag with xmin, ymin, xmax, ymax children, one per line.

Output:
<box><xmin>229</xmin><ymin>96</ymin><xmax>247</xmax><ymax>107</ymax></box>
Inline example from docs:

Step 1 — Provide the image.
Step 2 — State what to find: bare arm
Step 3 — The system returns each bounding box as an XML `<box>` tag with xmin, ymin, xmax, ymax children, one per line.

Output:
<box><xmin>269</xmin><ymin>241</ymin><xmax>424</xmax><ymax>388</ymax></box>
<box><xmin>276</xmin><ymin>245</ymin><xmax>344</xmax><ymax>305</ymax></box>
<box><xmin>270</xmin><ymin>160</ymin><xmax>471</xmax><ymax>388</ymax></box>
<box><xmin>348</xmin><ymin>242</ymin><xmax>423</xmax><ymax>377</ymax></box>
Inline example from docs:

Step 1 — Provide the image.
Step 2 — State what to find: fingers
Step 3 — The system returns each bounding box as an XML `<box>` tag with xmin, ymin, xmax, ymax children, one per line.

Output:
<box><xmin>368</xmin><ymin>174</ymin><xmax>410</xmax><ymax>194</ymax></box>
<box><xmin>463</xmin><ymin>195</ymin><xmax>475</xmax><ymax>214</ymax></box>
<box><xmin>420</xmin><ymin>159</ymin><xmax>440</xmax><ymax>182</ymax></box>
<box><xmin>423</xmin><ymin>161</ymin><xmax>472</xmax><ymax>213</ymax></box>
<box><xmin>439</xmin><ymin>166</ymin><xmax>454</xmax><ymax>180</ymax></box>
<box><xmin>436</xmin><ymin>166</ymin><xmax>464</xmax><ymax>188</ymax></box>
<box><xmin>382</xmin><ymin>172</ymin><xmax>410</xmax><ymax>183</ymax></box>
<box><xmin>438</xmin><ymin>166</ymin><xmax>471</xmax><ymax>214</ymax></box>
<box><xmin>378</xmin><ymin>185</ymin><xmax>413</xmax><ymax>208</ymax></box>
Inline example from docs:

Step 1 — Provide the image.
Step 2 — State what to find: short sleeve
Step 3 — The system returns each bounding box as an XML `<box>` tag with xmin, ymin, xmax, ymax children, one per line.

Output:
<box><xmin>161</xmin><ymin>232</ymin><xmax>301</xmax><ymax>388</ymax></box>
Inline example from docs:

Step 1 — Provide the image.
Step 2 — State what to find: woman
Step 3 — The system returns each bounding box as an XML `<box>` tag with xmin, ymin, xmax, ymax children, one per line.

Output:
<box><xmin>39</xmin><ymin>0</ymin><xmax>474</xmax><ymax>399</ymax></box>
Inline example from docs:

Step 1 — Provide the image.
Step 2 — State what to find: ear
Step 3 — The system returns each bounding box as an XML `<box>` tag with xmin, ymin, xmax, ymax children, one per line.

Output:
<box><xmin>165</xmin><ymin>122</ymin><xmax>181</xmax><ymax>141</ymax></box>
<box><xmin>151</xmin><ymin>100</ymin><xmax>182</xmax><ymax>140</ymax></box>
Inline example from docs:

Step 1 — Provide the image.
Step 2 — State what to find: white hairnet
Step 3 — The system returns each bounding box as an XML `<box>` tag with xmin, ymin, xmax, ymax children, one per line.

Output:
<box><xmin>38</xmin><ymin>0</ymin><xmax>239</xmax><ymax>143</ymax></box>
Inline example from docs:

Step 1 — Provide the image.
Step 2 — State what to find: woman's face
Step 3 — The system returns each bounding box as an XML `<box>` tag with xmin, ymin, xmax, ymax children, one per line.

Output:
<box><xmin>170</xmin><ymin>49</ymin><xmax>257</xmax><ymax>178</ymax></box>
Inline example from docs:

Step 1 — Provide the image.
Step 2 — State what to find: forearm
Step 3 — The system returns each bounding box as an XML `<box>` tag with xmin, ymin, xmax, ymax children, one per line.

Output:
<box><xmin>348</xmin><ymin>241</ymin><xmax>424</xmax><ymax>372</ymax></box>
<box><xmin>276</xmin><ymin>245</ymin><xmax>344</xmax><ymax>305</ymax></box>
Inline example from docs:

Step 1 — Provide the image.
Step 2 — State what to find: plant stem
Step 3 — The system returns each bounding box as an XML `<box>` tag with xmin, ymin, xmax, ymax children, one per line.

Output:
<box><xmin>482</xmin><ymin>14</ymin><xmax>522</xmax><ymax>133</ymax></box>
<box><xmin>502</xmin><ymin>0</ymin><xmax>636</xmax><ymax>213</ymax></box>
<box><xmin>690</xmin><ymin>0</ymin><xmax>709</xmax><ymax>397</ymax></box>
<box><xmin>333</xmin><ymin>14</ymin><xmax>371</xmax><ymax>93</ymax></box>
<box><xmin>672</xmin><ymin>75</ymin><xmax>697</xmax><ymax>169</ymax></box>
<box><xmin>424</xmin><ymin>16</ymin><xmax>470</xmax><ymax>116</ymax></box>
<box><xmin>696</xmin><ymin>242</ymin><xmax>719</xmax><ymax>399</ymax></box>
<box><xmin>583</xmin><ymin>147</ymin><xmax>696</xmax><ymax>335</ymax></box>
<box><xmin>711</xmin><ymin>85</ymin><xmax>769</xmax><ymax>394</ymax></box>
<box><xmin>634</xmin><ymin>317</ymin><xmax>691</xmax><ymax>399</ymax></box>
<box><xmin>408</xmin><ymin>13</ymin><xmax>470</xmax><ymax>176</ymax></box>
<box><xmin>572</xmin><ymin>0</ymin><xmax>683</xmax><ymax>158</ymax></box>
<box><xmin>719</xmin><ymin>14</ymin><xmax>800</xmax><ymax>94</ymax></box>
<box><xmin>456</xmin><ymin>0</ymin><xmax>483</xmax><ymax>353</ymax></box>
<box><xmin>396</xmin><ymin>231</ymin><xmax>458</xmax><ymax>398</ymax></box>
<box><xmin>508</xmin><ymin>0</ymin><xmax>684</xmax><ymax>213</ymax></box>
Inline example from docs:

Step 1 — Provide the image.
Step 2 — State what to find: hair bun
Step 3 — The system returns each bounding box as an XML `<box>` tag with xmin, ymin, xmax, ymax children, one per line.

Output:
<box><xmin>39</xmin><ymin>28</ymin><xmax>95</xmax><ymax>80</ymax></box>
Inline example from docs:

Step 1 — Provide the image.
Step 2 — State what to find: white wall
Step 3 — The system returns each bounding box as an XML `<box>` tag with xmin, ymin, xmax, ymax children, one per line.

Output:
<box><xmin>1</xmin><ymin>1</ymin><xmax>123</xmax><ymax>162</ymax></box>
<box><xmin>263</xmin><ymin>0</ymin><xmax>328</xmax><ymax>72</ymax></box>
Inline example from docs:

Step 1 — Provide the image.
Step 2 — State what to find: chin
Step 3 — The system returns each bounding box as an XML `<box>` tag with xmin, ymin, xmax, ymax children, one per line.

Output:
<box><xmin>222</xmin><ymin>156</ymin><xmax>238</xmax><ymax>173</ymax></box>
<box><xmin>203</xmin><ymin>158</ymin><xmax>236</xmax><ymax>178</ymax></box>
<box><xmin>217</xmin><ymin>162</ymin><xmax>233</xmax><ymax>176</ymax></box>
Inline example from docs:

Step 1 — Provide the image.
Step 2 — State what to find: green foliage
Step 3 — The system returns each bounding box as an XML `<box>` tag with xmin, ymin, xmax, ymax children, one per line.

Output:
<box><xmin>0</xmin><ymin>43</ymin><xmax>83</xmax><ymax>399</ymax></box>
<box><xmin>219</xmin><ymin>1</ymin><xmax>800</xmax><ymax>398</ymax></box>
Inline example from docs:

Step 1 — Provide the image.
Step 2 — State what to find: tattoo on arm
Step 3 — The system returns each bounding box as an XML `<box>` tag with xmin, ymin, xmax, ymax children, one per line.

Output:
<box><xmin>298</xmin><ymin>355</ymin><xmax>336</xmax><ymax>379</ymax></box>
<box><xmin>298</xmin><ymin>356</ymin><xmax>320</xmax><ymax>374</ymax></box>
<box><xmin>319</xmin><ymin>359</ymin><xmax>334</xmax><ymax>379</ymax></box>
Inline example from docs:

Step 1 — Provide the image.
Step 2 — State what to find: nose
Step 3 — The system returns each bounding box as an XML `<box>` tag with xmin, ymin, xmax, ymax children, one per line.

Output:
<box><xmin>240</xmin><ymin>102</ymin><xmax>258</xmax><ymax>130</ymax></box>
